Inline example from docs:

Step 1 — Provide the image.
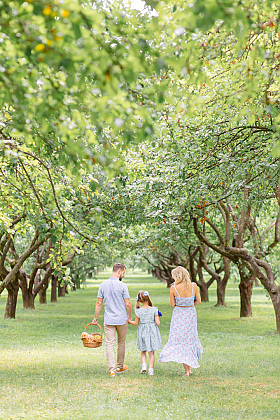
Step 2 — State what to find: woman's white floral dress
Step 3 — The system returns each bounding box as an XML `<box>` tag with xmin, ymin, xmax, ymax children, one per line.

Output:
<box><xmin>159</xmin><ymin>283</ymin><xmax>203</xmax><ymax>368</ymax></box>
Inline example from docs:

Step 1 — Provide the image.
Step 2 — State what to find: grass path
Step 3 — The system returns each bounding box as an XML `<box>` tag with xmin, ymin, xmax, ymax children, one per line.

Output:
<box><xmin>1</xmin><ymin>271</ymin><xmax>279</xmax><ymax>419</ymax></box>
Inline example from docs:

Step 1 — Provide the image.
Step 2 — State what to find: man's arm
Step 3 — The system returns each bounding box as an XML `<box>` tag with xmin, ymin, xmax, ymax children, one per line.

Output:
<box><xmin>92</xmin><ymin>298</ymin><xmax>103</xmax><ymax>324</ymax></box>
<box><xmin>124</xmin><ymin>298</ymin><xmax>132</xmax><ymax>321</ymax></box>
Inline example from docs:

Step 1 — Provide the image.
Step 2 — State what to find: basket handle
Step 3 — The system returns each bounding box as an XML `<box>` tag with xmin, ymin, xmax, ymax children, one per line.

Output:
<box><xmin>85</xmin><ymin>322</ymin><xmax>103</xmax><ymax>337</ymax></box>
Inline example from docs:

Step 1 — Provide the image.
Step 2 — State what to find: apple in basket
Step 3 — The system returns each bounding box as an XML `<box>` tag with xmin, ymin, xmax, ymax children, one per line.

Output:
<box><xmin>94</xmin><ymin>334</ymin><xmax>101</xmax><ymax>341</ymax></box>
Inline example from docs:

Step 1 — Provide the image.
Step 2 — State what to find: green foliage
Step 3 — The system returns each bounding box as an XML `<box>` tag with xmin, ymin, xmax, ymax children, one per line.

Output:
<box><xmin>1</xmin><ymin>0</ymin><xmax>279</xmax><ymax>169</ymax></box>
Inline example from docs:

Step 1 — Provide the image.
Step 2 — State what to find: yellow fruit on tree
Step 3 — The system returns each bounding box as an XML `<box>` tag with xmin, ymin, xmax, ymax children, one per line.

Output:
<box><xmin>61</xmin><ymin>10</ymin><xmax>69</xmax><ymax>18</ymax></box>
<box><xmin>35</xmin><ymin>44</ymin><xmax>45</xmax><ymax>52</ymax></box>
<box><xmin>43</xmin><ymin>6</ymin><xmax>52</xmax><ymax>15</ymax></box>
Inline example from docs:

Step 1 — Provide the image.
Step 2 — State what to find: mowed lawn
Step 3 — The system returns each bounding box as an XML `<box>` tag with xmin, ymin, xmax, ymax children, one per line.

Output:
<box><xmin>0</xmin><ymin>271</ymin><xmax>279</xmax><ymax>420</ymax></box>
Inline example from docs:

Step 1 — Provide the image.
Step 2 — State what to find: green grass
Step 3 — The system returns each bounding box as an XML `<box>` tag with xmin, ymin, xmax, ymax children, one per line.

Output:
<box><xmin>0</xmin><ymin>271</ymin><xmax>279</xmax><ymax>420</ymax></box>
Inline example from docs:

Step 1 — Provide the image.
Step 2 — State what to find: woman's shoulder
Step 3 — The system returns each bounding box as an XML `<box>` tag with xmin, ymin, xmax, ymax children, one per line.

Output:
<box><xmin>170</xmin><ymin>283</ymin><xmax>176</xmax><ymax>293</ymax></box>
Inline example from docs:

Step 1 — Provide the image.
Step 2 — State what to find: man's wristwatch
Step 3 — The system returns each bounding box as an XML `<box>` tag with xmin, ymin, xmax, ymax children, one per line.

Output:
<box><xmin>93</xmin><ymin>318</ymin><xmax>98</xmax><ymax>322</ymax></box>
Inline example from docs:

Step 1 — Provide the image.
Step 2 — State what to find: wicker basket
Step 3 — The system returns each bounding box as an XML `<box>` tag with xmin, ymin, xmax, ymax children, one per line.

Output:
<box><xmin>81</xmin><ymin>323</ymin><xmax>104</xmax><ymax>348</ymax></box>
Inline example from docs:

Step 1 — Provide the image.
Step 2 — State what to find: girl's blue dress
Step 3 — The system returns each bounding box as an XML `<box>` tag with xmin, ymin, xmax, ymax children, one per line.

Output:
<box><xmin>135</xmin><ymin>307</ymin><xmax>162</xmax><ymax>352</ymax></box>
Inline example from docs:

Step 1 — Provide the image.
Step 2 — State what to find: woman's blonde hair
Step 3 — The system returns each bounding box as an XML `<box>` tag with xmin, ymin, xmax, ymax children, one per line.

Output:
<box><xmin>171</xmin><ymin>266</ymin><xmax>191</xmax><ymax>289</ymax></box>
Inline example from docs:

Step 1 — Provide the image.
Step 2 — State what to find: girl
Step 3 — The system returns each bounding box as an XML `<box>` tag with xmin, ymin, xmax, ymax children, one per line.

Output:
<box><xmin>128</xmin><ymin>290</ymin><xmax>162</xmax><ymax>375</ymax></box>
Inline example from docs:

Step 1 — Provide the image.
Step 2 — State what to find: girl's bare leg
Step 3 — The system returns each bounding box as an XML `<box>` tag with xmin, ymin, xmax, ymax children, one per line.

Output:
<box><xmin>141</xmin><ymin>351</ymin><xmax>147</xmax><ymax>364</ymax></box>
<box><xmin>140</xmin><ymin>351</ymin><xmax>147</xmax><ymax>373</ymax></box>
<box><xmin>148</xmin><ymin>351</ymin><xmax>155</xmax><ymax>369</ymax></box>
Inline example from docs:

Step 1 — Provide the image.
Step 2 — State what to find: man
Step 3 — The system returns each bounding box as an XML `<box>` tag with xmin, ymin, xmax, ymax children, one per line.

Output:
<box><xmin>92</xmin><ymin>263</ymin><xmax>132</xmax><ymax>377</ymax></box>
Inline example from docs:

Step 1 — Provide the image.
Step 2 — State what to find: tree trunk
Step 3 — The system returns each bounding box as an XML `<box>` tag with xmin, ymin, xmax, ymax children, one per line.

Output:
<box><xmin>270</xmin><ymin>288</ymin><xmax>280</xmax><ymax>334</ymax></box>
<box><xmin>196</xmin><ymin>263</ymin><xmax>209</xmax><ymax>302</ymax></box>
<box><xmin>58</xmin><ymin>279</ymin><xmax>63</xmax><ymax>297</ymax></box>
<box><xmin>38</xmin><ymin>268</ymin><xmax>52</xmax><ymax>304</ymax></box>
<box><xmin>51</xmin><ymin>274</ymin><xmax>57</xmax><ymax>302</ymax></box>
<box><xmin>39</xmin><ymin>285</ymin><xmax>47</xmax><ymax>304</ymax></box>
<box><xmin>71</xmin><ymin>273</ymin><xmax>79</xmax><ymax>290</ymax></box>
<box><xmin>239</xmin><ymin>281</ymin><xmax>253</xmax><ymax>317</ymax></box>
<box><xmin>21</xmin><ymin>285</ymin><xmax>35</xmax><ymax>309</ymax></box>
<box><xmin>61</xmin><ymin>284</ymin><xmax>67</xmax><ymax>296</ymax></box>
<box><xmin>200</xmin><ymin>282</ymin><xmax>209</xmax><ymax>302</ymax></box>
<box><xmin>216</xmin><ymin>281</ymin><xmax>226</xmax><ymax>306</ymax></box>
<box><xmin>238</xmin><ymin>270</ymin><xmax>254</xmax><ymax>317</ymax></box>
<box><xmin>152</xmin><ymin>267</ymin><xmax>167</xmax><ymax>284</ymax></box>
<box><xmin>19</xmin><ymin>270</ymin><xmax>35</xmax><ymax>309</ymax></box>
<box><xmin>4</xmin><ymin>280</ymin><xmax>19</xmax><ymax>319</ymax></box>
<box><xmin>58</xmin><ymin>280</ymin><xmax>67</xmax><ymax>297</ymax></box>
<box><xmin>165</xmin><ymin>277</ymin><xmax>174</xmax><ymax>288</ymax></box>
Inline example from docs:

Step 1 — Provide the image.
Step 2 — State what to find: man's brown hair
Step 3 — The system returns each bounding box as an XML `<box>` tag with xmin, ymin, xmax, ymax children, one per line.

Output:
<box><xmin>113</xmin><ymin>263</ymin><xmax>126</xmax><ymax>272</ymax></box>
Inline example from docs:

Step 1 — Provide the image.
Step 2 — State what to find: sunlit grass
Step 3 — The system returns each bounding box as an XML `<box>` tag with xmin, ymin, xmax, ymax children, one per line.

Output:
<box><xmin>0</xmin><ymin>271</ymin><xmax>279</xmax><ymax>419</ymax></box>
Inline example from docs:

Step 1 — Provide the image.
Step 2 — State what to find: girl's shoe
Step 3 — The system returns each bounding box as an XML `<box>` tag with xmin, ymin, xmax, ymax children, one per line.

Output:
<box><xmin>148</xmin><ymin>368</ymin><xmax>154</xmax><ymax>376</ymax></box>
<box><xmin>140</xmin><ymin>363</ymin><xmax>147</xmax><ymax>374</ymax></box>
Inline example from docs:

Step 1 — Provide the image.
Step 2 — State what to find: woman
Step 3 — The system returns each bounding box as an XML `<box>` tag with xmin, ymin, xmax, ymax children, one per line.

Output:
<box><xmin>158</xmin><ymin>266</ymin><xmax>203</xmax><ymax>376</ymax></box>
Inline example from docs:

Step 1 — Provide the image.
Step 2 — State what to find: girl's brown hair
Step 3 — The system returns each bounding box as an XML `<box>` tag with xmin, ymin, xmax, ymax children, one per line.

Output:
<box><xmin>135</xmin><ymin>290</ymin><xmax>153</xmax><ymax>309</ymax></box>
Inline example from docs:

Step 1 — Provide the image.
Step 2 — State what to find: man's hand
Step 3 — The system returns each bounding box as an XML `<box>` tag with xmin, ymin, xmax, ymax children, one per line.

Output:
<box><xmin>92</xmin><ymin>318</ymin><xmax>98</xmax><ymax>325</ymax></box>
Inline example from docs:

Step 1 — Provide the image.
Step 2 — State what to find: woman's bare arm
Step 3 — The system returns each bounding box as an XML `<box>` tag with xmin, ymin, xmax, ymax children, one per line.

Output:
<box><xmin>170</xmin><ymin>285</ymin><xmax>176</xmax><ymax>308</ymax></box>
<box><xmin>194</xmin><ymin>284</ymin><xmax>201</xmax><ymax>305</ymax></box>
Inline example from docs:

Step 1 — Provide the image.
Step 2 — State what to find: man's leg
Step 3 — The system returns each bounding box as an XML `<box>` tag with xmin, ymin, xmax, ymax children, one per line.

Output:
<box><xmin>104</xmin><ymin>324</ymin><xmax>116</xmax><ymax>373</ymax></box>
<box><xmin>116</xmin><ymin>321</ymin><xmax>128</xmax><ymax>370</ymax></box>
